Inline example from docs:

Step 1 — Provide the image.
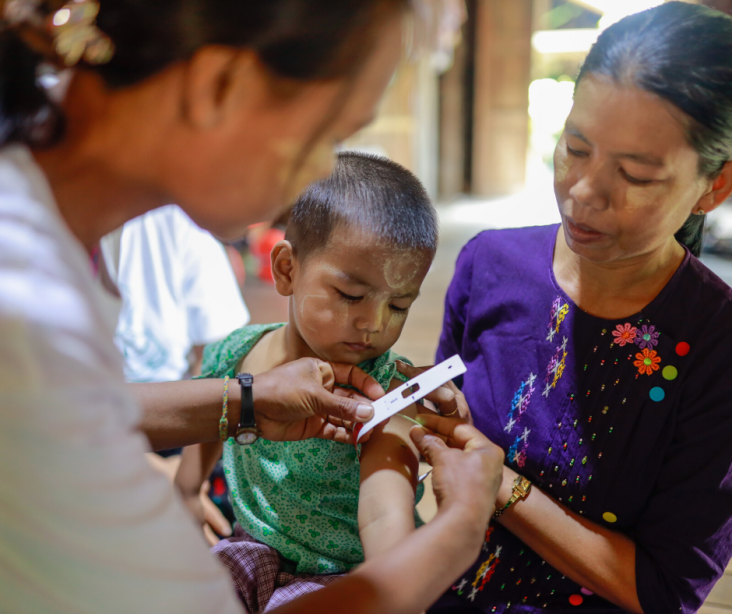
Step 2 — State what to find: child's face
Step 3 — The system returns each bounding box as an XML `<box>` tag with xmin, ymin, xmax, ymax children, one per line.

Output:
<box><xmin>277</xmin><ymin>231</ymin><xmax>432</xmax><ymax>364</ymax></box>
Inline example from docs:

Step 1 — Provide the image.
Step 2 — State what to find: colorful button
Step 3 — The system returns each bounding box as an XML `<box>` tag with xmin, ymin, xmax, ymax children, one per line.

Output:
<box><xmin>602</xmin><ymin>511</ymin><xmax>617</xmax><ymax>523</ymax></box>
<box><xmin>662</xmin><ymin>366</ymin><xmax>678</xmax><ymax>381</ymax></box>
<box><xmin>581</xmin><ymin>588</ymin><xmax>594</xmax><ymax>596</ymax></box>
<box><xmin>676</xmin><ymin>342</ymin><xmax>690</xmax><ymax>356</ymax></box>
<box><xmin>569</xmin><ymin>594</ymin><xmax>584</xmax><ymax>606</ymax></box>
<box><xmin>649</xmin><ymin>387</ymin><xmax>665</xmax><ymax>402</ymax></box>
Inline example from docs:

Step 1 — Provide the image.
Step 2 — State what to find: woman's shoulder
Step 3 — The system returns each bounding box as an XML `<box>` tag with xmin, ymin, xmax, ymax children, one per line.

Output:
<box><xmin>660</xmin><ymin>254</ymin><xmax>732</xmax><ymax>335</ymax></box>
<box><xmin>449</xmin><ymin>225</ymin><xmax>559</xmax><ymax>305</ymax></box>
<box><xmin>456</xmin><ymin>224</ymin><xmax>558</xmax><ymax>276</ymax></box>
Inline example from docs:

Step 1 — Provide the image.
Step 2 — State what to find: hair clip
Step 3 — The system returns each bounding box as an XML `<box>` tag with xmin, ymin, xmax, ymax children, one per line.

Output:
<box><xmin>2</xmin><ymin>0</ymin><xmax>114</xmax><ymax>66</ymax></box>
<box><xmin>49</xmin><ymin>0</ymin><xmax>114</xmax><ymax>66</ymax></box>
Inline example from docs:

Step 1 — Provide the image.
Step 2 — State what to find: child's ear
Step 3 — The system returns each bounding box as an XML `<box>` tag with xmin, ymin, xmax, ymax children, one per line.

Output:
<box><xmin>271</xmin><ymin>240</ymin><xmax>297</xmax><ymax>297</ymax></box>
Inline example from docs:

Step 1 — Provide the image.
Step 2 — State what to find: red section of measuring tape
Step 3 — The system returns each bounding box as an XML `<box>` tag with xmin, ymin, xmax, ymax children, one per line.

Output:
<box><xmin>353</xmin><ymin>423</ymin><xmax>363</xmax><ymax>446</ymax></box>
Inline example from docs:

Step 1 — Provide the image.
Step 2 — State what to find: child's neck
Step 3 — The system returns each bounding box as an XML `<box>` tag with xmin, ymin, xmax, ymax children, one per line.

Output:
<box><xmin>239</xmin><ymin>323</ymin><xmax>320</xmax><ymax>375</ymax></box>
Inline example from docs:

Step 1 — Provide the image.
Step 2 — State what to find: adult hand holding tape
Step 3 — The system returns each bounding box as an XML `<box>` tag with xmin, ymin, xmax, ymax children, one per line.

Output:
<box><xmin>353</xmin><ymin>355</ymin><xmax>467</xmax><ymax>444</ymax></box>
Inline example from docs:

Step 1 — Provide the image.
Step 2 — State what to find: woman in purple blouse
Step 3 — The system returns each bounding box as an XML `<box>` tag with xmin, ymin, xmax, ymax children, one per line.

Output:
<box><xmin>431</xmin><ymin>3</ymin><xmax>732</xmax><ymax>613</ymax></box>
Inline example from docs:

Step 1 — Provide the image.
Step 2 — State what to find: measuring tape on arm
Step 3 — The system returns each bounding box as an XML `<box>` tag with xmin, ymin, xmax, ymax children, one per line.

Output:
<box><xmin>352</xmin><ymin>354</ymin><xmax>467</xmax><ymax>445</ymax></box>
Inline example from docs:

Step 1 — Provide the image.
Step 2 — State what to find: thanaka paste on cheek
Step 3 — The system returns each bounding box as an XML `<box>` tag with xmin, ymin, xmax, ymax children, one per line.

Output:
<box><xmin>299</xmin><ymin>294</ymin><xmax>348</xmax><ymax>333</ymax></box>
<box><xmin>554</xmin><ymin>146</ymin><xmax>572</xmax><ymax>184</ymax></box>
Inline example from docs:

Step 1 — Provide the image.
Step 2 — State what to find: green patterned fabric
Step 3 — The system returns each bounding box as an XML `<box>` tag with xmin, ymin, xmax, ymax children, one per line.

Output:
<box><xmin>201</xmin><ymin>323</ymin><xmax>421</xmax><ymax>574</ymax></box>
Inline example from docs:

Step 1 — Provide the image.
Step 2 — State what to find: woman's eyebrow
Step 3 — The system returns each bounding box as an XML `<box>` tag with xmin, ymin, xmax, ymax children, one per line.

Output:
<box><xmin>566</xmin><ymin>122</ymin><xmax>664</xmax><ymax>166</ymax></box>
<box><xmin>565</xmin><ymin>124</ymin><xmax>591</xmax><ymax>144</ymax></box>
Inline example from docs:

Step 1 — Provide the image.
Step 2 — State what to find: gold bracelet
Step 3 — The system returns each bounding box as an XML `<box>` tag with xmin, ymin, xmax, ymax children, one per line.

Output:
<box><xmin>219</xmin><ymin>375</ymin><xmax>230</xmax><ymax>441</ymax></box>
<box><xmin>493</xmin><ymin>475</ymin><xmax>532</xmax><ymax>520</ymax></box>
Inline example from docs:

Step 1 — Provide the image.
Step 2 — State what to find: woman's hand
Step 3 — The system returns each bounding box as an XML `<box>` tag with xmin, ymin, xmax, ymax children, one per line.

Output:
<box><xmin>252</xmin><ymin>358</ymin><xmax>384</xmax><ymax>443</ymax></box>
<box><xmin>395</xmin><ymin>361</ymin><xmax>473</xmax><ymax>424</ymax></box>
<box><xmin>410</xmin><ymin>414</ymin><xmax>504</xmax><ymax>527</ymax></box>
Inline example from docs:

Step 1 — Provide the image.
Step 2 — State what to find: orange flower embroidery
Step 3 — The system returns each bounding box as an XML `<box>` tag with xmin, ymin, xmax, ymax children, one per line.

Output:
<box><xmin>634</xmin><ymin>348</ymin><xmax>661</xmax><ymax>376</ymax></box>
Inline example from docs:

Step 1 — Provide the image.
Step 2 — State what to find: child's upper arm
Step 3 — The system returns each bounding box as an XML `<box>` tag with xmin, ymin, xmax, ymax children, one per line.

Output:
<box><xmin>359</xmin><ymin>378</ymin><xmax>420</xmax><ymax>490</ymax></box>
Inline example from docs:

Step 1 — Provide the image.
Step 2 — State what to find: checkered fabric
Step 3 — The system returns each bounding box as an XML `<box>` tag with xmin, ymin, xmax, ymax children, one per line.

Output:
<box><xmin>213</xmin><ymin>527</ymin><xmax>344</xmax><ymax>613</ymax></box>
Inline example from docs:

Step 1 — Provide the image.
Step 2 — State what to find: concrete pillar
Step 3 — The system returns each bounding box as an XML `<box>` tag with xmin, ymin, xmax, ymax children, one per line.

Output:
<box><xmin>472</xmin><ymin>0</ymin><xmax>533</xmax><ymax>196</ymax></box>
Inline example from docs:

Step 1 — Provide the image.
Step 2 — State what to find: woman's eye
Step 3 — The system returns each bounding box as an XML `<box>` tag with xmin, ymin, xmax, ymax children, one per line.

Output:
<box><xmin>336</xmin><ymin>289</ymin><xmax>363</xmax><ymax>302</ymax></box>
<box><xmin>390</xmin><ymin>304</ymin><xmax>408</xmax><ymax>313</ymax></box>
<box><xmin>621</xmin><ymin>169</ymin><xmax>654</xmax><ymax>185</ymax></box>
<box><xmin>566</xmin><ymin>145</ymin><xmax>588</xmax><ymax>157</ymax></box>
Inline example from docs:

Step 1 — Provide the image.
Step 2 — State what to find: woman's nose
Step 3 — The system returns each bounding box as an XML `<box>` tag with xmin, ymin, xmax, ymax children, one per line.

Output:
<box><xmin>569</xmin><ymin>165</ymin><xmax>609</xmax><ymax>212</ymax></box>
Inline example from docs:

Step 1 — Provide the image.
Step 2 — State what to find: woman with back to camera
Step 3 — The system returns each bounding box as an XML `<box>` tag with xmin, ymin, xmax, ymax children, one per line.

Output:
<box><xmin>0</xmin><ymin>1</ymin><xmax>504</xmax><ymax>613</ymax></box>
<box><xmin>419</xmin><ymin>3</ymin><xmax>732</xmax><ymax>613</ymax></box>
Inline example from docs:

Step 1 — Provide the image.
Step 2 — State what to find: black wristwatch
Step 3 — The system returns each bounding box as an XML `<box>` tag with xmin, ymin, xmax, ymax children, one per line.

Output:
<box><xmin>235</xmin><ymin>373</ymin><xmax>260</xmax><ymax>445</ymax></box>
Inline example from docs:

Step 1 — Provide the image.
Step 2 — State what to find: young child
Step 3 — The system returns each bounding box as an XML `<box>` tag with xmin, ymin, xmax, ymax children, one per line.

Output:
<box><xmin>175</xmin><ymin>152</ymin><xmax>438</xmax><ymax>612</ymax></box>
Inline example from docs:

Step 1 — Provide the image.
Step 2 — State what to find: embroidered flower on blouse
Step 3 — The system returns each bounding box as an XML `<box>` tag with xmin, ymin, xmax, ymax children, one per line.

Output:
<box><xmin>636</xmin><ymin>324</ymin><xmax>659</xmax><ymax>350</ymax></box>
<box><xmin>612</xmin><ymin>323</ymin><xmax>638</xmax><ymax>346</ymax></box>
<box><xmin>634</xmin><ymin>348</ymin><xmax>662</xmax><ymax>376</ymax></box>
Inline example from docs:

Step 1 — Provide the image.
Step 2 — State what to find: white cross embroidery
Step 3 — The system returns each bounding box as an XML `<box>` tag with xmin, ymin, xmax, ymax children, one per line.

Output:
<box><xmin>527</xmin><ymin>373</ymin><xmax>537</xmax><ymax>387</ymax></box>
<box><xmin>546</xmin><ymin>328</ymin><xmax>556</xmax><ymax>342</ymax></box>
<box><xmin>520</xmin><ymin>427</ymin><xmax>531</xmax><ymax>443</ymax></box>
<box><xmin>504</xmin><ymin>416</ymin><xmax>517</xmax><ymax>433</ymax></box>
<box><xmin>495</xmin><ymin>545</ymin><xmax>503</xmax><ymax>558</ymax></box>
<box><xmin>560</xmin><ymin>336</ymin><xmax>568</xmax><ymax>352</ymax></box>
<box><xmin>468</xmin><ymin>587</ymin><xmax>480</xmax><ymax>602</ymax></box>
<box><xmin>454</xmin><ymin>578</ymin><xmax>467</xmax><ymax>592</ymax></box>
<box><xmin>542</xmin><ymin>383</ymin><xmax>552</xmax><ymax>398</ymax></box>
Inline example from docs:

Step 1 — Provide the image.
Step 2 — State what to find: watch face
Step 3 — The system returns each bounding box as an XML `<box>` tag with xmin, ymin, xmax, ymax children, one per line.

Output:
<box><xmin>236</xmin><ymin>430</ymin><xmax>259</xmax><ymax>446</ymax></box>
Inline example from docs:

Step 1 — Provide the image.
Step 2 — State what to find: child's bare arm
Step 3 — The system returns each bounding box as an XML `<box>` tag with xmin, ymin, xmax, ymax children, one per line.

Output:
<box><xmin>358</xmin><ymin>379</ymin><xmax>421</xmax><ymax>559</ymax></box>
<box><xmin>174</xmin><ymin>441</ymin><xmax>223</xmax><ymax>530</ymax></box>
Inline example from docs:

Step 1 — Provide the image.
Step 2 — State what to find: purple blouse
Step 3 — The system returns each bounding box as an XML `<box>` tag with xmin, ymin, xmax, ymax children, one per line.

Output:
<box><xmin>432</xmin><ymin>225</ymin><xmax>732</xmax><ymax>614</ymax></box>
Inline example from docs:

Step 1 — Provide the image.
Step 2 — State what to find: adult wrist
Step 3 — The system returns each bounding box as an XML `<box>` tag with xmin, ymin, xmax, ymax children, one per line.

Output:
<box><xmin>250</xmin><ymin>370</ymin><xmax>276</xmax><ymax>423</ymax></box>
<box><xmin>496</xmin><ymin>465</ymin><xmax>518</xmax><ymax>508</ymax></box>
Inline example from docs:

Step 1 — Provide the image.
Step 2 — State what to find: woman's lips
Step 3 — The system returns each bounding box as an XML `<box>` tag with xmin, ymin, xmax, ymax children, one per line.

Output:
<box><xmin>565</xmin><ymin>217</ymin><xmax>605</xmax><ymax>244</ymax></box>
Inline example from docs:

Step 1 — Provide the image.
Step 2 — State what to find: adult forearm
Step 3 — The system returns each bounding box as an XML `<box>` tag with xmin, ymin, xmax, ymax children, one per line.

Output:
<box><xmin>272</xmin><ymin>505</ymin><xmax>486</xmax><ymax>614</ymax></box>
<box><xmin>133</xmin><ymin>380</ymin><xmax>238</xmax><ymax>451</ymax></box>
<box><xmin>498</xmin><ymin>466</ymin><xmax>643</xmax><ymax>613</ymax></box>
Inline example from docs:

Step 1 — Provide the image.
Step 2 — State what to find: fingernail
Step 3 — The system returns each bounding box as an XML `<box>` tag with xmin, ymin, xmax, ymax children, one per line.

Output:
<box><xmin>356</xmin><ymin>404</ymin><xmax>374</xmax><ymax>420</ymax></box>
<box><xmin>410</xmin><ymin>425</ymin><xmax>426</xmax><ymax>442</ymax></box>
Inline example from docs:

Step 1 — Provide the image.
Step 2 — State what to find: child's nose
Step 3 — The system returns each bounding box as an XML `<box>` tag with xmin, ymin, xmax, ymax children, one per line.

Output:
<box><xmin>356</xmin><ymin>304</ymin><xmax>387</xmax><ymax>334</ymax></box>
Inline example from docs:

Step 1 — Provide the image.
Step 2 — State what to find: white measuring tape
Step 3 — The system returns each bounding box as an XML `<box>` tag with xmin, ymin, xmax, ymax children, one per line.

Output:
<box><xmin>354</xmin><ymin>354</ymin><xmax>467</xmax><ymax>443</ymax></box>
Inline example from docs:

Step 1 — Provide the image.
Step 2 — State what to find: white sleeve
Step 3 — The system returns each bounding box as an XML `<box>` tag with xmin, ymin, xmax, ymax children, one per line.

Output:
<box><xmin>0</xmin><ymin>201</ymin><xmax>244</xmax><ymax>614</ymax></box>
<box><xmin>178</xmin><ymin>211</ymin><xmax>250</xmax><ymax>346</ymax></box>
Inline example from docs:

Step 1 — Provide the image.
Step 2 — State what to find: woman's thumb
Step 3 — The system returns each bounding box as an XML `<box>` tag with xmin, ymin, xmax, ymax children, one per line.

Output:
<box><xmin>411</xmin><ymin>425</ymin><xmax>448</xmax><ymax>465</ymax></box>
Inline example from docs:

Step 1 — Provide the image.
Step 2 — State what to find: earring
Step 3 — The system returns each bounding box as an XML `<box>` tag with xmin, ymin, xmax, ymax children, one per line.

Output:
<box><xmin>697</xmin><ymin>208</ymin><xmax>706</xmax><ymax>216</ymax></box>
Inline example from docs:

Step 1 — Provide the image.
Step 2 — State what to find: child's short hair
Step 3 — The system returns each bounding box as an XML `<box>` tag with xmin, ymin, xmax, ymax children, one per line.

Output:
<box><xmin>286</xmin><ymin>152</ymin><xmax>438</xmax><ymax>260</ymax></box>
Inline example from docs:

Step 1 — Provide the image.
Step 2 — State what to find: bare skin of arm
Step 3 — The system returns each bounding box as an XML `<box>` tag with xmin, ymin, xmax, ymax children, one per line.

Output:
<box><xmin>496</xmin><ymin>464</ymin><xmax>642</xmax><ymax>613</ymax></box>
<box><xmin>358</xmin><ymin>380</ymin><xmax>421</xmax><ymax>559</ymax></box>
<box><xmin>174</xmin><ymin>441</ymin><xmax>225</xmax><ymax>545</ymax></box>
<box><xmin>189</xmin><ymin>345</ymin><xmax>205</xmax><ymax>378</ymax></box>
<box><xmin>272</xmin><ymin>419</ymin><xmax>505</xmax><ymax>614</ymax></box>
<box><xmin>133</xmin><ymin>358</ymin><xmax>382</xmax><ymax>451</ymax></box>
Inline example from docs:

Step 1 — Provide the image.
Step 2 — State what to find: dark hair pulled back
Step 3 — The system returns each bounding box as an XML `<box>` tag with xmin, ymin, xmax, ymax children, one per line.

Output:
<box><xmin>576</xmin><ymin>1</ymin><xmax>732</xmax><ymax>257</ymax></box>
<box><xmin>0</xmin><ymin>0</ymin><xmax>407</xmax><ymax>148</ymax></box>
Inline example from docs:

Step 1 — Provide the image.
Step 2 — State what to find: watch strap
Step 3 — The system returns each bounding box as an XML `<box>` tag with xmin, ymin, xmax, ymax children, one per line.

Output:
<box><xmin>236</xmin><ymin>373</ymin><xmax>256</xmax><ymax>429</ymax></box>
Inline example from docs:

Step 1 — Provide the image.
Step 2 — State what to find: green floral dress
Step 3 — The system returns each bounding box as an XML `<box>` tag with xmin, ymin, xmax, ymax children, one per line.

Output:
<box><xmin>202</xmin><ymin>323</ymin><xmax>421</xmax><ymax>574</ymax></box>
